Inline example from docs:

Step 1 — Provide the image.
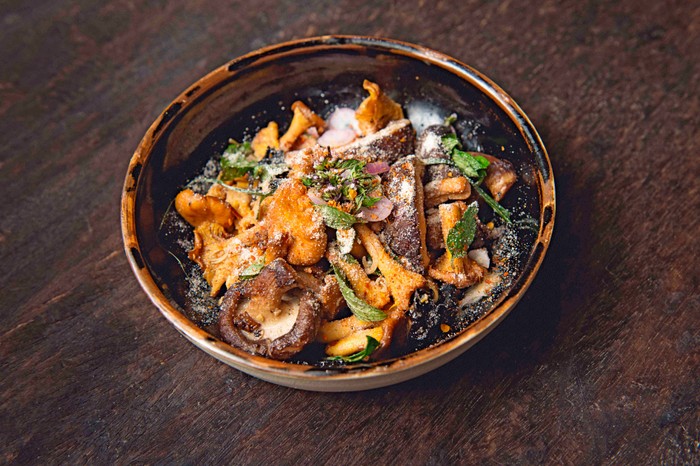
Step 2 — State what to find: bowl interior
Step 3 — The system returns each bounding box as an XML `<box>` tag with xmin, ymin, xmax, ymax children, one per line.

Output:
<box><xmin>124</xmin><ymin>37</ymin><xmax>554</xmax><ymax>388</ymax></box>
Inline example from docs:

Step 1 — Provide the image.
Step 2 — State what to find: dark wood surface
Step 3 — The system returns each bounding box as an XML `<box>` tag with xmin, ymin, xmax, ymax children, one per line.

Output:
<box><xmin>1</xmin><ymin>1</ymin><xmax>698</xmax><ymax>464</ymax></box>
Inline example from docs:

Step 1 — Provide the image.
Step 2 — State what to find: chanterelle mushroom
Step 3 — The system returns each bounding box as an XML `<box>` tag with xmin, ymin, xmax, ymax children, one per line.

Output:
<box><xmin>219</xmin><ymin>258</ymin><xmax>322</xmax><ymax>360</ymax></box>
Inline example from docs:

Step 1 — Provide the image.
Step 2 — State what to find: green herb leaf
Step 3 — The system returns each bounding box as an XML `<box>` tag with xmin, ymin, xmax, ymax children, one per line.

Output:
<box><xmin>332</xmin><ymin>264</ymin><xmax>387</xmax><ymax>322</ymax></box>
<box><xmin>440</xmin><ymin>134</ymin><xmax>462</xmax><ymax>153</ymax></box>
<box><xmin>205</xmin><ymin>178</ymin><xmax>275</xmax><ymax>199</ymax></box>
<box><xmin>470</xmin><ymin>182</ymin><xmax>512</xmax><ymax>224</ymax></box>
<box><xmin>443</xmin><ymin>113</ymin><xmax>458</xmax><ymax>126</ymax></box>
<box><xmin>239</xmin><ymin>259</ymin><xmax>265</xmax><ymax>280</ymax></box>
<box><xmin>220</xmin><ymin>141</ymin><xmax>255</xmax><ymax>180</ymax></box>
<box><xmin>422</xmin><ymin>157</ymin><xmax>455</xmax><ymax>167</ymax></box>
<box><xmin>315</xmin><ymin>205</ymin><xmax>360</xmax><ymax>229</ymax></box>
<box><xmin>452</xmin><ymin>149</ymin><xmax>490</xmax><ymax>178</ymax></box>
<box><xmin>446</xmin><ymin>203</ymin><xmax>479</xmax><ymax>258</ymax></box>
<box><xmin>326</xmin><ymin>335</ymin><xmax>381</xmax><ymax>363</ymax></box>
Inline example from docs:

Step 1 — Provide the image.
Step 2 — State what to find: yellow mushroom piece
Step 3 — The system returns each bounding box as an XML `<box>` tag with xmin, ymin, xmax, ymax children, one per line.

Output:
<box><xmin>174</xmin><ymin>189</ymin><xmax>239</xmax><ymax>231</ymax></box>
<box><xmin>423</xmin><ymin>176</ymin><xmax>471</xmax><ymax>209</ymax></box>
<box><xmin>354</xmin><ymin>80</ymin><xmax>404</xmax><ymax>136</ymax></box>
<box><xmin>428</xmin><ymin>202</ymin><xmax>485</xmax><ymax>288</ymax></box>
<box><xmin>251</xmin><ymin>121</ymin><xmax>280</xmax><ymax>160</ymax></box>
<box><xmin>326</xmin><ymin>244</ymin><xmax>391</xmax><ymax>309</ymax></box>
<box><xmin>279</xmin><ymin>101</ymin><xmax>325</xmax><ymax>151</ymax></box>
<box><xmin>354</xmin><ymin>224</ymin><xmax>426</xmax><ymax>311</ymax></box>
<box><xmin>325</xmin><ymin>326</ymin><xmax>384</xmax><ymax>357</ymax></box>
<box><xmin>317</xmin><ymin>315</ymin><xmax>376</xmax><ymax>343</ymax></box>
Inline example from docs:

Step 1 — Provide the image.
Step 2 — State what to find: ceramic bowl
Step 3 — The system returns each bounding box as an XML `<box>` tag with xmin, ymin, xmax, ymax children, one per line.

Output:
<box><xmin>121</xmin><ymin>36</ymin><xmax>555</xmax><ymax>391</ymax></box>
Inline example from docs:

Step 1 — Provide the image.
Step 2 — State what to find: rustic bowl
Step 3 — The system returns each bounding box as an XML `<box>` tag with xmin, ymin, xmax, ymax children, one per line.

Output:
<box><xmin>121</xmin><ymin>36</ymin><xmax>555</xmax><ymax>391</ymax></box>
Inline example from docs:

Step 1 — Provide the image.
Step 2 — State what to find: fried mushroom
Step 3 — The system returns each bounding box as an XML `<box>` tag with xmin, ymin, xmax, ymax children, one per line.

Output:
<box><xmin>219</xmin><ymin>258</ymin><xmax>322</xmax><ymax>360</ymax></box>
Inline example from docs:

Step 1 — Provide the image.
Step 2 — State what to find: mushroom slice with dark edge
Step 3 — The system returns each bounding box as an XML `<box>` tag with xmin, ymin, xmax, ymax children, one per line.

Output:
<box><xmin>331</xmin><ymin>118</ymin><xmax>415</xmax><ymax>164</ymax></box>
<box><xmin>219</xmin><ymin>258</ymin><xmax>322</xmax><ymax>360</ymax></box>
<box><xmin>380</xmin><ymin>155</ymin><xmax>429</xmax><ymax>274</ymax></box>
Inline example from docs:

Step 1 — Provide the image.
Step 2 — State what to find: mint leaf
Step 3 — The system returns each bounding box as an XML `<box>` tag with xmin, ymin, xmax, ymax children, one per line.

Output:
<box><xmin>446</xmin><ymin>203</ymin><xmax>479</xmax><ymax>258</ymax></box>
<box><xmin>220</xmin><ymin>140</ymin><xmax>255</xmax><ymax>180</ymax></box>
<box><xmin>332</xmin><ymin>264</ymin><xmax>387</xmax><ymax>322</ymax></box>
<box><xmin>470</xmin><ymin>182</ymin><xmax>512</xmax><ymax>224</ymax></box>
<box><xmin>452</xmin><ymin>149</ymin><xmax>490</xmax><ymax>178</ymax></box>
<box><xmin>315</xmin><ymin>205</ymin><xmax>360</xmax><ymax>230</ymax></box>
<box><xmin>326</xmin><ymin>335</ymin><xmax>381</xmax><ymax>363</ymax></box>
<box><xmin>440</xmin><ymin>133</ymin><xmax>462</xmax><ymax>153</ymax></box>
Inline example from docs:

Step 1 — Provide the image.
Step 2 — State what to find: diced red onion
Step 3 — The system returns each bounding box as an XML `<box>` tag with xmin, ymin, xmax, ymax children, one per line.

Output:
<box><xmin>327</xmin><ymin>107</ymin><xmax>360</xmax><ymax>133</ymax></box>
<box><xmin>317</xmin><ymin>128</ymin><xmax>356</xmax><ymax>148</ymax></box>
<box><xmin>356</xmin><ymin>197</ymin><xmax>393</xmax><ymax>222</ymax></box>
<box><xmin>306</xmin><ymin>190</ymin><xmax>327</xmax><ymax>205</ymax></box>
<box><xmin>365</xmin><ymin>161</ymin><xmax>390</xmax><ymax>174</ymax></box>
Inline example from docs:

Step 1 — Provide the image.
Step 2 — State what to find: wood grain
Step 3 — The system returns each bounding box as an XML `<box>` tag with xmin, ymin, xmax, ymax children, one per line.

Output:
<box><xmin>1</xmin><ymin>0</ymin><xmax>698</xmax><ymax>464</ymax></box>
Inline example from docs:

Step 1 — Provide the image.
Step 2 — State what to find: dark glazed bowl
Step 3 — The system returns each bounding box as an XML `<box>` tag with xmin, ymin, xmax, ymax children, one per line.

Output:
<box><xmin>121</xmin><ymin>36</ymin><xmax>555</xmax><ymax>391</ymax></box>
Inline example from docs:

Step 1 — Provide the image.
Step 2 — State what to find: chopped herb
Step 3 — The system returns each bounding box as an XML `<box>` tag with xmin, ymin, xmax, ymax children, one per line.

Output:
<box><xmin>220</xmin><ymin>140</ymin><xmax>288</xmax><ymax>183</ymax></box>
<box><xmin>332</xmin><ymin>264</ymin><xmax>387</xmax><ymax>322</ymax></box>
<box><xmin>302</xmin><ymin>158</ymin><xmax>383</xmax><ymax>215</ymax></box>
<box><xmin>220</xmin><ymin>140</ymin><xmax>256</xmax><ymax>180</ymax></box>
<box><xmin>315</xmin><ymin>205</ymin><xmax>361</xmax><ymax>230</ymax></box>
<box><xmin>446</xmin><ymin>202</ymin><xmax>479</xmax><ymax>258</ymax></box>
<box><xmin>239</xmin><ymin>259</ymin><xmax>265</xmax><ymax>280</ymax></box>
<box><xmin>326</xmin><ymin>335</ymin><xmax>380</xmax><ymax>363</ymax></box>
<box><xmin>470</xmin><ymin>182</ymin><xmax>512</xmax><ymax>224</ymax></box>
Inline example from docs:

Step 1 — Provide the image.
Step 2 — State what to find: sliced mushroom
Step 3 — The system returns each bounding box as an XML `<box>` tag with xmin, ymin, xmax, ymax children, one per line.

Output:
<box><xmin>380</xmin><ymin>156</ymin><xmax>429</xmax><ymax>274</ymax></box>
<box><xmin>331</xmin><ymin>118</ymin><xmax>415</xmax><ymax>165</ymax></box>
<box><xmin>219</xmin><ymin>258</ymin><xmax>322</xmax><ymax>360</ymax></box>
<box><xmin>416</xmin><ymin>125</ymin><xmax>471</xmax><ymax>206</ymax></box>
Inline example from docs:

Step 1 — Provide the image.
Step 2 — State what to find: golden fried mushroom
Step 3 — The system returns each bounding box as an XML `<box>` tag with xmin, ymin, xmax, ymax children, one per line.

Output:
<box><xmin>428</xmin><ymin>202</ymin><xmax>485</xmax><ymax>288</ymax></box>
<box><xmin>423</xmin><ymin>176</ymin><xmax>471</xmax><ymax>209</ymax></box>
<box><xmin>324</xmin><ymin>326</ymin><xmax>384</xmax><ymax>357</ymax></box>
<box><xmin>355</xmin><ymin>80</ymin><xmax>404</xmax><ymax>136</ymax></box>
<box><xmin>326</xmin><ymin>243</ymin><xmax>391</xmax><ymax>309</ymax></box>
<box><xmin>265</xmin><ymin>179</ymin><xmax>327</xmax><ymax>266</ymax></box>
<box><xmin>189</xmin><ymin>222</ymin><xmax>267</xmax><ymax>296</ymax></box>
<box><xmin>251</xmin><ymin>121</ymin><xmax>280</xmax><ymax>160</ymax></box>
<box><xmin>355</xmin><ymin>224</ymin><xmax>425</xmax><ymax>311</ymax></box>
<box><xmin>317</xmin><ymin>315</ymin><xmax>376</xmax><ymax>344</ymax></box>
<box><xmin>279</xmin><ymin>101</ymin><xmax>325</xmax><ymax>151</ymax></box>
<box><xmin>175</xmin><ymin>189</ymin><xmax>239</xmax><ymax>231</ymax></box>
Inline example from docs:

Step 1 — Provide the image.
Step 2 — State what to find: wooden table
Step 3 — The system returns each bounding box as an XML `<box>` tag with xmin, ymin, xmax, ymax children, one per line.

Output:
<box><xmin>1</xmin><ymin>1</ymin><xmax>698</xmax><ymax>463</ymax></box>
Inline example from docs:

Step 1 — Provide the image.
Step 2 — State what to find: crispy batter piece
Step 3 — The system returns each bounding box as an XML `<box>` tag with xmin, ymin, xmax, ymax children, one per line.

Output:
<box><xmin>355</xmin><ymin>80</ymin><xmax>404</xmax><ymax>135</ymax></box>
<box><xmin>279</xmin><ymin>101</ymin><xmax>325</xmax><ymax>151</ymax></box>
<box><xmin>265</xmin><ymin>179</ymin><xmax>327</xmax><ymax>266</ymax></box>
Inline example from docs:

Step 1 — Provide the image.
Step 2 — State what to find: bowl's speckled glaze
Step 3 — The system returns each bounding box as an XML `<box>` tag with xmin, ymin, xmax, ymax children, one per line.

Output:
<box><xmin>121</xmin><ymin>36</ymin><xmax>555</xmax><ymax>391</ymax></box>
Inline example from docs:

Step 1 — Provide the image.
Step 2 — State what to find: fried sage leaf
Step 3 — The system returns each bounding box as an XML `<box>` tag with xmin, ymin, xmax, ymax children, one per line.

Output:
<box><xmin>332</xmin><ymin>264</ymin><xmax>387</xmax><ymax>322</ymax></box>
<box><xmin>446</xmin><ymin>202</ymin><xmax>479</xmax><ymax>258</ymax></box>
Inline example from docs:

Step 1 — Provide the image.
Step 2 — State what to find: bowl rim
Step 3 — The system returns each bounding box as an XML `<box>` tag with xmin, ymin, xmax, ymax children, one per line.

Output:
<box><xmin>121</xmin><ymin>35</ymin><xmax>556</xmax><ymax>391</ymax></box>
